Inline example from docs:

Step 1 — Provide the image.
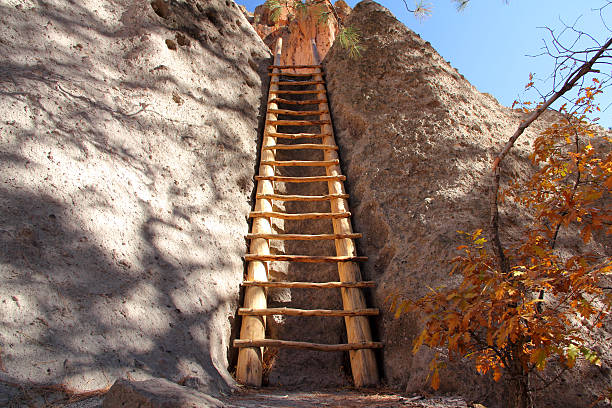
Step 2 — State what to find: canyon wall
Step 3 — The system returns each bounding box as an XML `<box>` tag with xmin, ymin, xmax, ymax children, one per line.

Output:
<box><xmin>244</xmin><ymin>0</ymin><xmax>351</xmax><ymax>66</ymax></box>
<box><xmin>323</xmin><ymin>1</ymin><xmax>612</xmax><ymax>406</ymax></box>
<box><xmin>0</xmin><ymin>0</ymin><xmax>270</xmax><ymax>401</ymax></box>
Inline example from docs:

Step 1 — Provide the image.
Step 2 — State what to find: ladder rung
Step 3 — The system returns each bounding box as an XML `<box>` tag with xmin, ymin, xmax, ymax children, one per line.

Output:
<box><xmin>267</xmin><ymin>119</ymin><xmax>330</xmax><ymax>126</ymax></box>
<box><xmin>246</xmin><ymin>233</ymin><xmax>362</xmax><ymax>241</ymax></box>
<box><xmin>256</xmin><ymin>193</ymin><xmax>349</xmax><ymax>201</ymax></box>
<box><xmin>255</xmin><ymin>175</ymin><xmax>345</xmax><ymax>183</ymax></box>
<box><xmin>245</xmin><ymin>254</ymin><xmax>367</xmax><ymax>263</ymax></box>
<box><xmin>249</xmin><ymin>211</ymin><xmax>350</xmax><ymax>220</ymax></box>
<box><xmin>270</xmin><ymin>90</ymin><xmax>325</xmax><ymax>95</ymax></box>
<box><xmin>271</xmin><ymin>98</ymin><xmax>327</xmax><ymax>105</ymax></box>
<box><xmin>241</xmin><ymin>281</ymin><xmax>374</xmax><ymax>288</ymax></box>
<box><xmin>262</xmin><ymin>144</ymin><xmax>337</xmax><ymax>151</ymax></box>
<box><xmin>267</xmin><ymin>109</ymin><xmax>328</xmax><ymax>116</ymax></box>
<box><xmin>276</xmin><ymin>81</ymin><xmax>325</xmax><ymax>86</ymax></box>
<box><xmin>234</xmin><ymin>339</ymin><xmax>382</xmax><ymax>351</ymax></box>
<box><xmin>266</xmin><ymin>132</ymin><xmax>330</xmax><ymax>139</ymax></box>
<box><xmin>269</xmin><ymin>72</ymin><xmax>318</xmax><ymax>77</ymax></box>
<box><xmin>269</xmin><ymin>64</ymin><xmax>322</xmax><ymax>69</ymax></box>
<box><xmin>260</xmin><ymin>160</ymin><xmax>339</xmax><ymax>167</ymax></box>
<box><xmin>238</xmin><ymin>307</ymin><xmax>379</xmax><ymax>317</ymax></box>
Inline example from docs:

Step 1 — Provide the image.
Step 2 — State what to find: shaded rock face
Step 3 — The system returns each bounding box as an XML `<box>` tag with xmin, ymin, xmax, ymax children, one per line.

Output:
<box><xmin>244</xmin><ymin>0</ymin><xmax>350</xmax><ymax>66</ymax></box>
<box><xmin>0</xmin><ymin>0</ymin><xmax>270</xmax><ymax>397</ymax></box>
<box><xmin>323</xmin><ymin>1</ymin><xmax>611</xmax><ymax>406</ymax></box>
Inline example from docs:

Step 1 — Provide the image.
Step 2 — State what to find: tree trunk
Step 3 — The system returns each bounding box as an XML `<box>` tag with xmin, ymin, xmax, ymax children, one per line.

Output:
<box><xmin>508</xmin><ymin>344</ymin><xmax>533</xmax><ymax>408</ymax></box>
<box><xmin>508</xmin><ymin>373</ymin><xmax>532</xmax><ymax>408</ymax></box>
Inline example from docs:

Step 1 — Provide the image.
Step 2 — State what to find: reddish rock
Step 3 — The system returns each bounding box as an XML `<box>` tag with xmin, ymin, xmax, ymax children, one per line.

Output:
<box><xmin>281</xmin><ymin>2</ymin><xmax>338</xmax><ymax>66</ymax></box>
<box><xmin>334</xmin><ymin>0</ymin><xmax>351</xmax><ymax>23</ymax></box>
<box><xmin>242</xmin><ymin>1</ymin><xmax>351</xmax><ymax>65</ymax></box>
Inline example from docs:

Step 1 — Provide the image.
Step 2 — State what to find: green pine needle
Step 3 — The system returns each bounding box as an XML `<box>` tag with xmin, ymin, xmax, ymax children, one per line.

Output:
<box><xmin>265</xmin><ymin>0</ymin><xmax>283</xmax><ymax>23</ymax></box>
<box><xmin>338</xmin><ymin>26</ymin><xmax>363</xmax><ymax>59</ymax></box>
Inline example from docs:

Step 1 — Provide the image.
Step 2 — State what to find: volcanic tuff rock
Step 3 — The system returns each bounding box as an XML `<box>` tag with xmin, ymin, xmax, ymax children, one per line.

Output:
<box><xmin>245</xmin><ymin>0</ymin><xmax>351</xmax><ymax>66</ymax></box>
<box><xmin>0</xmin><ymin>0</ymin><xmax>270</xmax><ymax>400</ymax></box>
<box><xmin>323</xmin><ymin>1</ymin><xmax>611</xmax><ymax>406</ymax></box>
<box><xmin>102</xmin><ymin>378</ymin><xmax>224</xmax><ymax>407</ymax></box>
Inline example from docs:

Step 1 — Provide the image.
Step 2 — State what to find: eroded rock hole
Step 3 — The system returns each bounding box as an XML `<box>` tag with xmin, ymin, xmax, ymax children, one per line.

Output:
<box><xmin>150</xmin><ymin>0</ymin><xmax>169</xmax><ymax>19</ymax></box>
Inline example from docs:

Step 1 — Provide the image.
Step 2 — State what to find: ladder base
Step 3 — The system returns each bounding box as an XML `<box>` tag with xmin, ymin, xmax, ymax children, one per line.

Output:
<box><xmin>238</xmin><ymin>307</ymin><xmax>379</xmax><ymax>317</ymax></box>
<box><xmin>246</xmin><ymin>233</ymin><xmax>361</xmax><ymax>240</ymax></box>
<box><xmin>269</xmin><ymin>64</ymin><xmax>322</xmax><ymax>69</ymax></box>
<box><xmin>234</xmin><ymin>339</ymin><xmax>383</xmax><ymax>351</ymax></box>
<box><xmin>244</xmin><ymin>254</ymin><xmax>368</xmax><ymax>263</ymax></box>
<box><xmin>241</xmin><ymin>281</ymin><xmax>375</xmax><ymax>288</ymax></box>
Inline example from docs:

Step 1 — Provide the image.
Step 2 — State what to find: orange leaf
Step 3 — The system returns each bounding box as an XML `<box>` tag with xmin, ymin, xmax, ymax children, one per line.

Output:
<box><xmin>493</xmin><ymin>366</ymin><xmax>502</xmax><ymax>382</ymax></box>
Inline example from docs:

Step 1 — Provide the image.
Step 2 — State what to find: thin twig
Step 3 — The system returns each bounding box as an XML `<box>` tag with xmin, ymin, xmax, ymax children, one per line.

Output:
<box><xmin>489</xmin><ymin>36</ymin><xmax>612</xmax><ymax>274</ymax></box>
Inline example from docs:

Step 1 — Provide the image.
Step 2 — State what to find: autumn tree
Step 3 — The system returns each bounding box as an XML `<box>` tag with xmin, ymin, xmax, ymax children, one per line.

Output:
<box><xmin>391</xmin><ymin>11</ymin><xmax>612</xmax><ymax>408</ymax></box>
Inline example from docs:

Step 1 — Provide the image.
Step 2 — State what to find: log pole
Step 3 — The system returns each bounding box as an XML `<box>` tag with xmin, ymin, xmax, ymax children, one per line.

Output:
<box><xmin>311</xmin><ymin>39</ymin><xmax>379</xmax><ymax>387</ymax></box>
<box><xmin>235</xmin><ymin>37</ymin><xmax>283</xmax><ymax>387</ymax></box>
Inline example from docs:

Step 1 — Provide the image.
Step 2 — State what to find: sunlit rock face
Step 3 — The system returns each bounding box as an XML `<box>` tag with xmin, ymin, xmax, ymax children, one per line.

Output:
<box><xmin>0</xmin><ymin>0</ymin><xmax>270</xmax><ymax>398</ymax></box>
<box><xmin>323</xmin><ymin>1</ymin><xmax>612</xmax><ymax>407</ymax></box>
<box><xmin>243</xmin><ymin>0</ymin><xmax>351</xmax><ymax>65</ymax></box>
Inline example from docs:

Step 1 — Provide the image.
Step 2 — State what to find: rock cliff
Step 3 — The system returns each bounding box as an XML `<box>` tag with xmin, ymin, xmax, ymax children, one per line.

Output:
<box><xmin>0</xmin><ymin>0</ymin><xmax>270</xmax><ymax>402</ymax></box>
<box><xmin>245</xmin><ymin>0</ymin><xmax>351</xmax><ymax>66</ymax></box>
<box><xmin>323</xmin><ymin>1</ymin><xmax>611</xmax><ymax>406</ymax></box>
<box><xmin>1</xmin><ymin>0</ymin><xmax>610</xmax><ymax>405</ymax></box>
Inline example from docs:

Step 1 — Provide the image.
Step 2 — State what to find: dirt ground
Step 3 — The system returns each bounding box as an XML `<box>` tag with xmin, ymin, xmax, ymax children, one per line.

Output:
<box><xmin>2</xmin><ymin>384</ymin><xmax>473</xmax><ymax>408</ymax></box>
<box><xmin>222</xmin><ymin>388</ymin><xmax>470</xmax><ymax>408</ymax></box>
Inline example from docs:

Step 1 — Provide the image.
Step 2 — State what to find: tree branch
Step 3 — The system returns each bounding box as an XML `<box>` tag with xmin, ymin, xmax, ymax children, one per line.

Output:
<box><xmin>488</xmin><ymin>36</ymin><xmax>612</xmax><ymax>274</ymax></box>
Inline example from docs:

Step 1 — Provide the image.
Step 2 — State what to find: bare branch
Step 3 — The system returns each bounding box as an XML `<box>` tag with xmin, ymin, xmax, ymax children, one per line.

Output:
<box><xmin>489</xmin><ymin>36</ymin><xmax>612</xmax><ymax>273</ymax></box>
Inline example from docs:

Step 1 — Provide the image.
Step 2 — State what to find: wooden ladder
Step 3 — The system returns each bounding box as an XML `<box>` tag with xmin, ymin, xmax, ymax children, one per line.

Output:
<box><xmin>234</xmin><ymin>38</ymin><xmax>381</xmax><ymax>387</ymax></box>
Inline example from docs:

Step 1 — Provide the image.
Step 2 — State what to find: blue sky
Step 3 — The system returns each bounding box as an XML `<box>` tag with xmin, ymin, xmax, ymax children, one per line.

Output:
<box><xmin>240</xmin><ymin>0</ymin><xmax>612</xmax><ymax>127</ymax></box>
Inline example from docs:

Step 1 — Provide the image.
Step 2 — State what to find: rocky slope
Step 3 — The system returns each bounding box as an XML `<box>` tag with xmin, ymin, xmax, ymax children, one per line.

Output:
<box><xmin>0</xmin><ymin>0</ymin><xmax>270</xmax><ymax>403</ymax></box>
<box><xmin>323</xmin><ymin>1</ymin><xmax>612</xmax><ymax>407</ymax></box>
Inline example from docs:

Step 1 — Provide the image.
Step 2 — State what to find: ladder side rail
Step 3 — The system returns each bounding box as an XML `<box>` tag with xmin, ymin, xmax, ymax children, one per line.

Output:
<box><xmin>310</xmin><ymin>39</ymin><xmax>380</xmax><ymax>387</ymax></box>
<box><xmin>236</xmin><ymin>37</ymin><xmax>283</xmax><ymax>387</ymax></box>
